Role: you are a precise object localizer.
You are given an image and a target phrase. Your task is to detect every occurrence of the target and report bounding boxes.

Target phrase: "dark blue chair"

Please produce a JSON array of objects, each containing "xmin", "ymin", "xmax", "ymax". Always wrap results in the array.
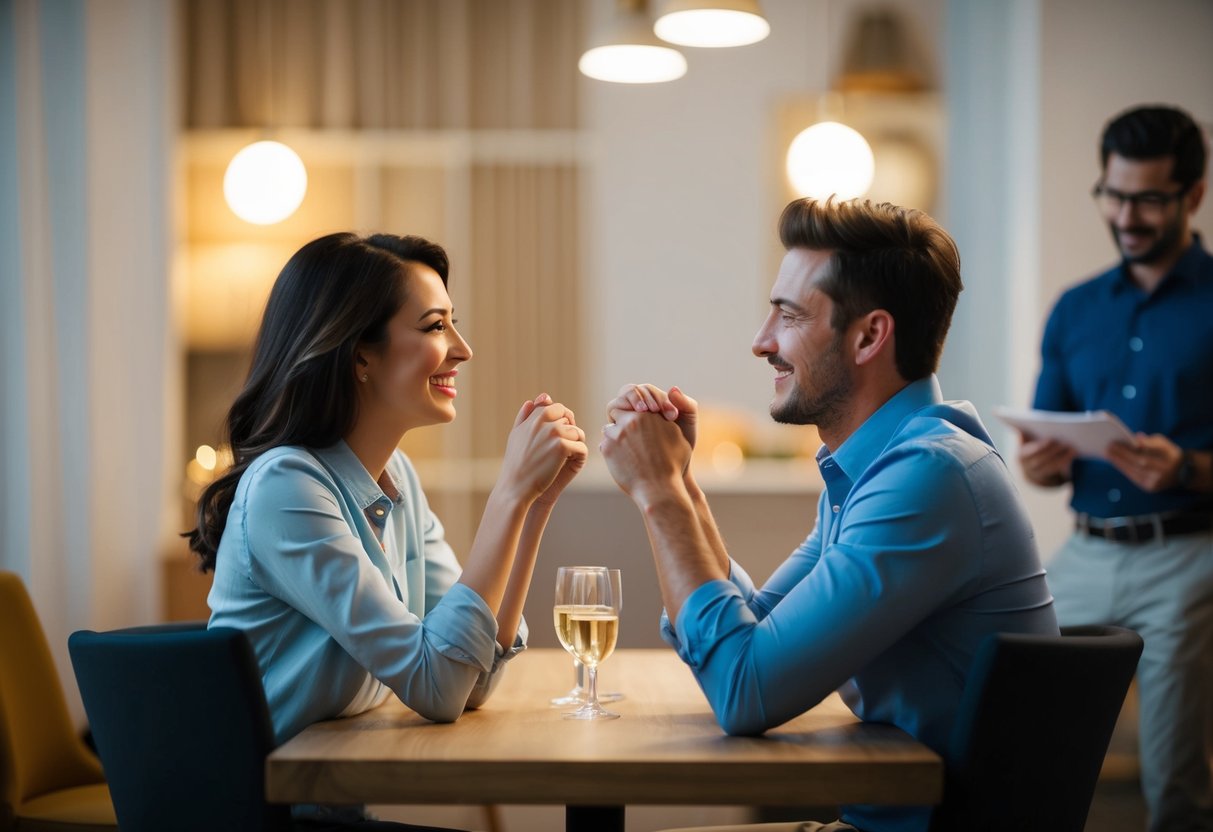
[
  {"xmin": 929, "ymin": 624, "xmax": 1144, "ymax": 832},
  {"xmin": 68, "ymin": 623, "xmax": 292, "ymax": 832},
  {"xmin": 69, "ymin": 624, "xmax": 465, "ymax": 832}
]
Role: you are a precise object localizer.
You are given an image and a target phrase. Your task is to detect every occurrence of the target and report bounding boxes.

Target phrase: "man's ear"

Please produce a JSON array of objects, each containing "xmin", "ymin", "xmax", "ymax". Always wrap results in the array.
[
  {"xmin": 851, "ymin": 309, "xmax": 894, "ymax": 367},
  {"xmin": 1186, "ymin": 179, "xmax": 1206, "ymax": 216}
]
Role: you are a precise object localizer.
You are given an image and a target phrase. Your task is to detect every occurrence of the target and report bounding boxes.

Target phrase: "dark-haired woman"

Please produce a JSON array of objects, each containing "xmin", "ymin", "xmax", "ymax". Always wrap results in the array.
[{"xmin": 189, "ymin": 232, "xmax": 587, "ymax": 752}]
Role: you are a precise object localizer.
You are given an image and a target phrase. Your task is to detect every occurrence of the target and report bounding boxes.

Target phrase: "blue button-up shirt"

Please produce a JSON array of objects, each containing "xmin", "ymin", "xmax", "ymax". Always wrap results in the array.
[
  {"xmin": 662, "ymin": 377, "xmax": 1057, "ymax": 832},
  {"xmin": 1033, "ymin": 236, "xmax": 1213, "ymax": 517},
  {"xmin": 208, "ymin": 441, "xmax": 524, "ymax": 745}
]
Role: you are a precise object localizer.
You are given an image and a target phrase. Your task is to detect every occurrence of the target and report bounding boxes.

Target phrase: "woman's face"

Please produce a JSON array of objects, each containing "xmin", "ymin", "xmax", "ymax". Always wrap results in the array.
[{"xmin": 358, "ymin": 264, "xmax": 472, "ymax": 432}]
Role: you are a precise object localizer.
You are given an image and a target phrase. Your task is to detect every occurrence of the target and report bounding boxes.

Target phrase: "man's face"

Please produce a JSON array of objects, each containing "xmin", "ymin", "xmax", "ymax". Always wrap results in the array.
[
  {"xmin": 1098, "ymin": 153, "xmax": 1190, "ymax": 264},
  {"xmin": 751, "ymin": 248, "xmax": 853, "ymax": 428}
]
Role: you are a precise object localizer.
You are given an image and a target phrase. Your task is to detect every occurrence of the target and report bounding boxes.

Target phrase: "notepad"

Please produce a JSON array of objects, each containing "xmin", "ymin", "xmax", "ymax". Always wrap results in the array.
[{"xmin": 992, "ymin": 407, "xmax": 1136, "ymax": 460}]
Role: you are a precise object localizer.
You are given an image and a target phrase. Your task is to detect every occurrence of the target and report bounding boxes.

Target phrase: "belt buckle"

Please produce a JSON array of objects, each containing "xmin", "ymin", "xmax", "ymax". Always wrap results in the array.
[{"xmin": 1110, "ymin": 515, "xmax": 1139, "ymax": 543}]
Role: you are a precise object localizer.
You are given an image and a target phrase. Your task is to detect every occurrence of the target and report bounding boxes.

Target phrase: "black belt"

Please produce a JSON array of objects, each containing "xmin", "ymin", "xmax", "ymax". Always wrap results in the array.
[{"xmin": 1076, "ymin": 509, "xmax": 1213, "ymax": 544}]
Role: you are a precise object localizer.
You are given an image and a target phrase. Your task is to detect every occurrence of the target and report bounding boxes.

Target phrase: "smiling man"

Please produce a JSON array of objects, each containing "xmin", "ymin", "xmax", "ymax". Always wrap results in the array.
[
  {"xmin": 600, "ymin": 198, "xmax": 1058, "ymax": 832},
  {"xmin": 1019, "ymin": 104, "xmax": 1213, "ymax": 832}
]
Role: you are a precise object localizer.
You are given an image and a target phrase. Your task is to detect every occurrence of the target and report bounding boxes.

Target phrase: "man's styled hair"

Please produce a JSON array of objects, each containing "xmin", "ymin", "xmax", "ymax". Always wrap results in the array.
[
  {"xmin": 1101, "ymin": 105, "xmax": 1208, "ymax": 190},
  {"xmin": 778, "ymin": 198, "xmax": 963, "ymax": 381}
]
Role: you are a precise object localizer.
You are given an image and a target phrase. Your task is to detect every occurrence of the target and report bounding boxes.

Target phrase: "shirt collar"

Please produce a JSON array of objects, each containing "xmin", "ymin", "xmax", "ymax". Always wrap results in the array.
[
  {"xmin": 312, "ymin": 440, "xmax": 397, "ymax": 512},
  {"xmin": 1112, "ymin": 232, "xmax": 1209, "ymax": 295},
  {"xmin": 823, "ymin": 375, "xmax": 944, "ymax": 485}
]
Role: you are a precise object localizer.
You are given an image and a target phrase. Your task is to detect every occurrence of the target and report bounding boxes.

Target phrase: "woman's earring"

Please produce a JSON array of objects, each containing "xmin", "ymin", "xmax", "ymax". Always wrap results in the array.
[{"xmin": 360, "ymin": 374, "xmax": 368, "ymax": 382}]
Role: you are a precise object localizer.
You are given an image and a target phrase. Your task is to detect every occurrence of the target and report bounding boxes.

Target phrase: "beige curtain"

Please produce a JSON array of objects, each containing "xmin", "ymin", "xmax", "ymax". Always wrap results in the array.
[{"xmin": 184, "ymin": 0, "xmax": 582, "ymax": 130}]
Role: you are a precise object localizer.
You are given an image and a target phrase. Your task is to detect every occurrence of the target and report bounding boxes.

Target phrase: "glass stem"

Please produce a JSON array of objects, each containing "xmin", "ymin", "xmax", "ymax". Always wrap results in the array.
[
  {"xmin": 586, "ymin": 664, "xmax": 599, "ymax": 706},
  {"xmin": 575, "ymin": 659, "xmax": 587, "ymax": 692}
]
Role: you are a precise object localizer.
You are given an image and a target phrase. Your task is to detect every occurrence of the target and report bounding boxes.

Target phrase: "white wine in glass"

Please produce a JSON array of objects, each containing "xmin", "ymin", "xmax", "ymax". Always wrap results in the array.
[
  {"xmin": 550, "ymin": 568, "xmax": 623, "ymax": 706},
  {"xmin": 553, "ymin": 566, "xmax": 621, "ymax": 720}
]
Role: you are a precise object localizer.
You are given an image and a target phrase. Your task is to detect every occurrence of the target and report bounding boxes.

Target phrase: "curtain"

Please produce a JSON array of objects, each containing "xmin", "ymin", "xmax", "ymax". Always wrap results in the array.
[
  {"xmin": 184, "ymin": 0, "xmax": 582, "ymax": 130},
  {"xmin": 0, "ymin": 0, "xmax": 179, "ymax": 717}
]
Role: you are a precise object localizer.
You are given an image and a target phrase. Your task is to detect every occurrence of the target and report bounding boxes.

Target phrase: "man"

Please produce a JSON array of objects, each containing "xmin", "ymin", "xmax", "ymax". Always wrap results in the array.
[
  {"xmin": 600, "ymin": 198, "xmax": 1058, "ymax": 832},
  {"xmin": 1019, "ymin": 104, "xmax": 1213, "ymax": 832}
]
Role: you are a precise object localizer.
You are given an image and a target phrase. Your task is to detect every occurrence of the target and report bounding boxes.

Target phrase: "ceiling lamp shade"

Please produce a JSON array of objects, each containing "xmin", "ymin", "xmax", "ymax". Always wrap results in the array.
[
  {"xmin": 837, "ymin": 9, "xmax": 926, "ymax": 92},
  {"xmin": 786, "ymin": 121, "xmax": 874, "ymax": 201},
  {"xmin": 653, "ymin": 0, "xmax": 770, "ymax": 48},
  {"xmin": 223, "ymin": 140, "xmax": 308, "ymax": 225},
  {"xmin": 580, "ymin": 1, "xmax": 687, "ymax": 84}
]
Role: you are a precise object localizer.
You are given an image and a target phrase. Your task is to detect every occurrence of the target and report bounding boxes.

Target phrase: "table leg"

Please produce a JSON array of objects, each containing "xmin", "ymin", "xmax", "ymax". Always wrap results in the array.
[{"xmin": 565, "ymin": 804, "xmax": 624, "ymax": 832}]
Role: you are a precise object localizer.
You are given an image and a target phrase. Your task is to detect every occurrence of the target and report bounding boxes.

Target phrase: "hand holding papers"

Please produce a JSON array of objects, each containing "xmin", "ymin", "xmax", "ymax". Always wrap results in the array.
[{"xmin": 993, "ymin": 407, "xmax": 1136, "ymax": 460}]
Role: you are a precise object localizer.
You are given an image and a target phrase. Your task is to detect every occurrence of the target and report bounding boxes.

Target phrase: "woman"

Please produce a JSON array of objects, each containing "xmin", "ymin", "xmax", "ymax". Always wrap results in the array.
[{"xmin": 188, "ymin": 232, "xmax": 587, "ymax": 747}]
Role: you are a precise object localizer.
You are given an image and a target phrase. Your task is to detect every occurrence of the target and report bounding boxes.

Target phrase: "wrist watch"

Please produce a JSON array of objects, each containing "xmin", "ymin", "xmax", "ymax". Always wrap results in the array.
[{"xmin": 1177, "ymin": 450, "xmax": 1196, "ymax": 489}]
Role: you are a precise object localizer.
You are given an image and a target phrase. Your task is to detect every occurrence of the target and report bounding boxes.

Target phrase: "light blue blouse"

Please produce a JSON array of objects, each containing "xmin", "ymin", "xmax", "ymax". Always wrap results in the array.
[
  {"xmin": 208, "ymin": 440, "xmax": 524, "ymax": 745},
  {"xmin": 662, "ymin": 376, "xmax": 1058, "ymax": 832}
]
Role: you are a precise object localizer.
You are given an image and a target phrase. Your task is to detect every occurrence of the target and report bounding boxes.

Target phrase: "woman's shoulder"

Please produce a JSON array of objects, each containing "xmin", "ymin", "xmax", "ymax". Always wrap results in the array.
[{"xmin": 237, "ymin": 446, "xmax": 334, "ymax": 503}]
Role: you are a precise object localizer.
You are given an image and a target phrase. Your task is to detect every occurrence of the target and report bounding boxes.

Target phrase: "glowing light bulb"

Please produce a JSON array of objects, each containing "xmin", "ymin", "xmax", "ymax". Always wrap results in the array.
[
  {"xmin": 578, "ymin": 44, "xmax": 687, "ymax": 84},
  {"xmin": 654, "ymin": 9, "xmax": 770, "ymax": 48},
  {"xmin": 223, "ymin": 140, "xmax": 307, "ymax": 225},
  {"xmin": 785, "ymin": 122, "xmax": 875, "ymax": 201}
]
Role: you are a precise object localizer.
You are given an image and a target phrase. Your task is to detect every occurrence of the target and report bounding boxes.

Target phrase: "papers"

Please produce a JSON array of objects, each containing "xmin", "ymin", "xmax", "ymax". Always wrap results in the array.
[{"xmin": 993, "ymin": 407, "xmax": 1136, "ymax": 460}]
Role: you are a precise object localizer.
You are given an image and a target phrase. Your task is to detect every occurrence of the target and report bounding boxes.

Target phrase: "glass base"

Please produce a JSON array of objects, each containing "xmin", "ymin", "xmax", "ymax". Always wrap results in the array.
[
  {"xmin": 563, "ymin": 701, "xmax": 621, "ymax": 720},
  {"xmin": 551, "ymin": 688, "xmax": 624, "ymax": 706}
]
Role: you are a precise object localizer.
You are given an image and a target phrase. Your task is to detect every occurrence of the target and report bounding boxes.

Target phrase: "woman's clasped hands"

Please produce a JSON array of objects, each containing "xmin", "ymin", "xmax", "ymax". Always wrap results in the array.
[{"xmin": 500, "ymin": 393, "xmax": 588, "ymax": 507}]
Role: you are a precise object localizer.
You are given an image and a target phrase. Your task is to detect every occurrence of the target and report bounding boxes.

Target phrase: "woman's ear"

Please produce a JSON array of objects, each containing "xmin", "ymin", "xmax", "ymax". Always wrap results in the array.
[{"xmin": 355, "ymin": 352, "xmax": 370, "ymax": 382}]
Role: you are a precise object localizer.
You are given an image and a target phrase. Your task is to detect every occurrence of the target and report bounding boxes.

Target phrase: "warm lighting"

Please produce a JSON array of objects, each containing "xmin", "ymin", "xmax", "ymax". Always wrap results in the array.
[
  {"xmin": 579, "ymin": 44, "xmax": 687, "ymax": 84},
  {"xmin": 786, "ymin": 121, "xmax": 875, "ymax": 200},
  {"xmin": 580, "ymin": 0, "xmax": 687, "ymax": 84},
  {"xmin": 654, "ymin": 1, "xmax": 770, "ymax": 48},
  {"xmin": 195, "ymin": 444, "xmax": 218, "ymax": 471},
  {"xmin": 711, "ymin": 441, "xmax": 745, "ymax": 476},
  {"xmin": 223, "ymin": 140, "xmax": 308, "ymax": 225}
]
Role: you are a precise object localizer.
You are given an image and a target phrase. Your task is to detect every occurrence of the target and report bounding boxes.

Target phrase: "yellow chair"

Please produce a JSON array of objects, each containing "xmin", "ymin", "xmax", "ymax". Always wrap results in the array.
[{"xmin": 0, "ymin": 572, "xmax": 116, "ymax": 832}]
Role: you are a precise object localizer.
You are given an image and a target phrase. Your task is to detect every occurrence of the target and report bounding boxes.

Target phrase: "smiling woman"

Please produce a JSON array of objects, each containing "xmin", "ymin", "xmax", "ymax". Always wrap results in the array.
[{"xmin": 183, "ymin": 234, "xmax": 588, "ymax": 776}]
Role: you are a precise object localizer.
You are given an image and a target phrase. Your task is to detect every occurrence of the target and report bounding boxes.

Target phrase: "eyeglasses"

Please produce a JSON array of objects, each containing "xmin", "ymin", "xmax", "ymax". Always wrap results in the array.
[{"xmin": 1091, "ymin": 182, "xmax": 1190, "ymax": 217}]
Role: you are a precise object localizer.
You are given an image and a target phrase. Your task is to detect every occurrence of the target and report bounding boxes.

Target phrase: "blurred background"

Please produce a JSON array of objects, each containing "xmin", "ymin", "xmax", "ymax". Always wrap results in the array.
[{"xmin": 2, "ymin": 0, "xmax": 1211, "ymax": 828}]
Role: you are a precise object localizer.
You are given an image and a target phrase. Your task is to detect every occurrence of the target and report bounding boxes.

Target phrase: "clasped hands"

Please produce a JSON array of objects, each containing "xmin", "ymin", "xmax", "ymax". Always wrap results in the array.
[{"xmin": 599, "ymin": 383, "xmax": 699, "ymax": 504}]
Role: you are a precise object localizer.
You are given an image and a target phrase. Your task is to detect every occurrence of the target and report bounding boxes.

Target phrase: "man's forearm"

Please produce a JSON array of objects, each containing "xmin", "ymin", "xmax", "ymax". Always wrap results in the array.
[
  {"xmin": 633, "ymin": 480, "xmax": 729, "ymax": 624},
  {"xmin": 684, "ymin": 471, "xmax": 732, "ymax": 573}
]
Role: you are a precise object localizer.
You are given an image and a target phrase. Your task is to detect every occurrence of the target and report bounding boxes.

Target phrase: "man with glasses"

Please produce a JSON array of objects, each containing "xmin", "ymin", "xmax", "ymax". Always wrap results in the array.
[{"xmin": 1020, "ymin": 104, "xmax": 1213, "ymax": 831}]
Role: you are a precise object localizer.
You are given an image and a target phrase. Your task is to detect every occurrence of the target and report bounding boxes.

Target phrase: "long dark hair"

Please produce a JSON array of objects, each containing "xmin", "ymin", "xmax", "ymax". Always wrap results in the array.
[{"xmin": 186, "ymin": 232, "xmax": 450, "ymax": 571}]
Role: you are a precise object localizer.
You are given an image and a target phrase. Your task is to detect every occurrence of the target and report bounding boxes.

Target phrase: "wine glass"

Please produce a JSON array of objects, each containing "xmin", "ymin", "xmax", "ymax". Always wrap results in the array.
[
  {"xmin": 550, "ymin": 568, "xmax": 623, "ymax": 706},
  {"xmin": 553, "ymin": 566, "xmax": 621, "ymax": 720}
]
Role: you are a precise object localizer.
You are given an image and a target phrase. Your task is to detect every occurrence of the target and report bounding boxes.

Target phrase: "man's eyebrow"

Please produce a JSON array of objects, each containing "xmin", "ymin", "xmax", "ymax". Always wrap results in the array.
[
  {"xmin": 417, "ymin": 306, "xmax": 453, "ymax": 322},
  {"xmin": 770, "ymin": 297, "xmax": 805, "ymax": 313}
]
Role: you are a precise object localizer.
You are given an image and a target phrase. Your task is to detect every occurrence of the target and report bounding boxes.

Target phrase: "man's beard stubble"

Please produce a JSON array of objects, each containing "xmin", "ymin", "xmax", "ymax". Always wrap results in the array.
[{"xmin": 769, "ymin": 333, "xmax": 853, "ymax": 432}]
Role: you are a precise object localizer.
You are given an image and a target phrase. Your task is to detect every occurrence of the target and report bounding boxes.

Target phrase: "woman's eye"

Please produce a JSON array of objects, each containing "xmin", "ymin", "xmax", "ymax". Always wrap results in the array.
[{"xmin": 425, "ymin": 321, "xmax": 446, "ymax": 332}]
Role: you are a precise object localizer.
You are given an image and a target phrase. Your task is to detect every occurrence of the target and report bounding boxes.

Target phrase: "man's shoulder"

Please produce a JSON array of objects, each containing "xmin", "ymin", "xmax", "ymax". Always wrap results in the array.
[{"xmin": 877, "ymin": 407, "xmax": 999, "ymax": 486}]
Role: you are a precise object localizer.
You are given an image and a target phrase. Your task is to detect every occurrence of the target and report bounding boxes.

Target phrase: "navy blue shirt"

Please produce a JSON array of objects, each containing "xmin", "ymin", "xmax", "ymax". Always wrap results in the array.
[{"xmin": 1033, "ymin": 236, "xmax": 1213, "ymax": 517}]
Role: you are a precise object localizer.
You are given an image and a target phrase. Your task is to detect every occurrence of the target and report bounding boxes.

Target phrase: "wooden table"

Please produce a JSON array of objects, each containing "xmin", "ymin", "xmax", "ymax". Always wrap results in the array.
[{"xmin": 266, "ymin": 649, "xmax": 942, "ymax": 831}]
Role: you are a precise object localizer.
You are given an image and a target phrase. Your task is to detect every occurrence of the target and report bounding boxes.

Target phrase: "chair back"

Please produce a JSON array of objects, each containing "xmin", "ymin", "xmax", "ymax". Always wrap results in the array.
[
  {"xmin": 0, "ymin": 572, "xmax": 107, "ymax": 828},
  {"xmin": 930, "ymin": 624, "xmax": 1143, "ymax": 832},
  {"xmin": 68, "ymin": 623, "xmax": 292, "ymax": 832}
]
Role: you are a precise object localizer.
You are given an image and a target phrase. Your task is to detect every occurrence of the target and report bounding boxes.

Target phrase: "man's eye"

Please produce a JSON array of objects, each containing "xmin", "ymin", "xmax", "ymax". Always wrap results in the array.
[{"xmin": 1138, "ymin": 195, "xmax": 1166, "ymax": 208}]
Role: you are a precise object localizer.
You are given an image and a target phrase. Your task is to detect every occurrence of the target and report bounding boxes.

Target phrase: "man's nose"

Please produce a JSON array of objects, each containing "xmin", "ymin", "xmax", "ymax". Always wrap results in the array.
[{"xmin": 752, "ymin": 320, "xmax": 775, "ymax": 357}]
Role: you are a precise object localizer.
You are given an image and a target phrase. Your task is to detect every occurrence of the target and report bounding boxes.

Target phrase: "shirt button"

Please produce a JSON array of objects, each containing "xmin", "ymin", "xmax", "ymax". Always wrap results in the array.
[
  {"xmin": 1122, "ymin": 385, "xmax": 1136, "ymax": 399},
  {"xmin": 1129, "ymin": 336, "xmax": 1143, "ymax": 352},
  {"xmin": 374, "ymin": 507, "xmax": 385, "ymax": 517},
  {"xmin": 832, "ymin": 505, "xmax": 840, "ymax": 513},
  {"xmin": 1108, "ymin": 489, "xmax": 1121, "ymax": 502}
]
